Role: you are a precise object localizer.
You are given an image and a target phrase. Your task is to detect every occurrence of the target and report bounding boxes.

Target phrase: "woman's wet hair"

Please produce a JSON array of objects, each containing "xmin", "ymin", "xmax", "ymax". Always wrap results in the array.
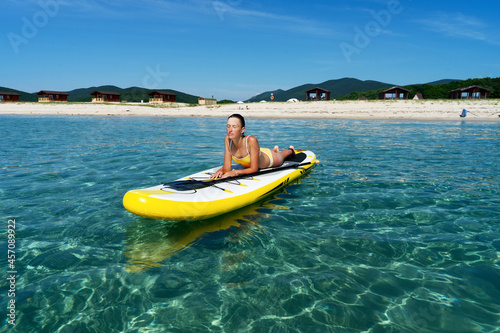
[{"xmin": 228, "ymin": 114, "xmax": 245, "ymax": 128}]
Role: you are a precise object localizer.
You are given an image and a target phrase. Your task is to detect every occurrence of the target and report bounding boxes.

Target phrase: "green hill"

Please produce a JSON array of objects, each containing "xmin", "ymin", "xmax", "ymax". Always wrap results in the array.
[
  {"xmin": 66, "ymin": 85, "xmax": 122, "ymax": 102},
  {"xmin": 425, "ymin": 79, "xmax": 460, "ymax": 85},
  {"xmin": 118, "ymin": 87, "xmax": 200, "ymax": 104},
  {"xmin": 0, "ymin": 87, "xmax": 37, "ymax": 102},
  {"xmin": 338, "ymin": 77, "xmax": 500, "ymax": 100},
  {"xmin": 66, "ymin": 85, "xmax": 199, "ymax": 104},
  {"xmin": 0, "ymin": 85, "xmax": 200, "ymax": 104},
  {"xmin": 245, "ymin": 78, "xmax": 470, "ymax": 102},
  {"xmin": 3, "ymin": 77, "xmax": 499, "ymax": 104},
  {"xmin": 246, "ymin": 78, "xmax": 393, "ymax": 102}
]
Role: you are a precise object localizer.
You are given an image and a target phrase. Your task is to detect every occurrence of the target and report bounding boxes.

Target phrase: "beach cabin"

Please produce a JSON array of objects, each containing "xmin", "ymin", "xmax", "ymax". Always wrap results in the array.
[
  {"xmin": 90, "ymin": 91, "xmax": 121, "ymax": 103},
  {"xmin": 36, "ymin": 90, "xmax": 68, "ymax": 102},
  {"xmin": 0, "ymin": 92, "xmax": 20, "ymax": 102},
  {"xmin": 379, "ymin": 86, "xmax": 410, "ymax": 100},
  {"xmin": 198, "ymin": 97, "xmax": 216, "ymax": 105},
  {"xmin": 148, "ymin": 91, "xmax": 176, "ymax": 103},
  {"xmin": 306, "ymin": 87, "xmax": 330, "ymax": 101},
  {"xmin": 449, "ymin": 85, "xmax": 489, "ymax": 99}
]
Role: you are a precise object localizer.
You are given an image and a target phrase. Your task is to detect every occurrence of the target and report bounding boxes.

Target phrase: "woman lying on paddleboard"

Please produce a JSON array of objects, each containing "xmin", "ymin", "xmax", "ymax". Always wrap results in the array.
[{"xmin": 210, "ymin": 114, "xmax": 295, "ymax": 179}]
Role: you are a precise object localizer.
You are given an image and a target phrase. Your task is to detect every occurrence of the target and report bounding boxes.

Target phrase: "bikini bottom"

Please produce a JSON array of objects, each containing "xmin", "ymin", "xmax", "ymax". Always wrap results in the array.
[{"xmin": 260, "ymin": 148, "xmax": 274, "ymax": 168}]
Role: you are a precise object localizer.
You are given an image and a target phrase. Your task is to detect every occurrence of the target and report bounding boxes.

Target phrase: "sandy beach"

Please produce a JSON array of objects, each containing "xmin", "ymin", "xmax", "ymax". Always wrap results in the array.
[{"xmin": 1, "ymin": 100, "xmax": 499, "ymax": 121}]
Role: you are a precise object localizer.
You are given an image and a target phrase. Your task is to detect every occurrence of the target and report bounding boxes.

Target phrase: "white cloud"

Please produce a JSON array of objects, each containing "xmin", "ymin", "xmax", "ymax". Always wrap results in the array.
[
  {"xmin": 32, "ymin": 0, "xmax": 338, "ymax": 37},
  {"xmin": 416, "ymin": 12, "xmax": 491, "ymax": 43},
  {"xmin": 208, "ymin": 1, "xmax": 340, "ymax": 38}
]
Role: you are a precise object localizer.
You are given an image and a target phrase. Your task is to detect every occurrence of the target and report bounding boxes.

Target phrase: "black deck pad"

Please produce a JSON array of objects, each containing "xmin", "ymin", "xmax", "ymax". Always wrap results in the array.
[{"xmin": 163, "ymin": 152, "xmax": 309, "ymax": 191}]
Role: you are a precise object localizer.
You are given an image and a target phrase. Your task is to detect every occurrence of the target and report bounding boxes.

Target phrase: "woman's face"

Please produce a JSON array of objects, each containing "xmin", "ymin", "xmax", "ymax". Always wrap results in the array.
[{"xmin": 227, "ymin": 117, "xmax": 244, "ymax": 139}]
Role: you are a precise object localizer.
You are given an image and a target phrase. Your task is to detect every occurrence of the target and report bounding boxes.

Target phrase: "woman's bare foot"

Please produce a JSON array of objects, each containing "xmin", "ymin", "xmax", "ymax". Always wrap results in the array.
[{"xmin": 273, "ymin": 145, "xmax": 280, "ymax": 153}]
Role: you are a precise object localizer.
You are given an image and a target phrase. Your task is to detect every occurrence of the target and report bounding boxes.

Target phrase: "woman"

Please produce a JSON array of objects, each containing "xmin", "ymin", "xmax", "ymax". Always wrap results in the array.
[{"xmin": 210, "ymin": 114, "xmax": 294, "ymax": 179}]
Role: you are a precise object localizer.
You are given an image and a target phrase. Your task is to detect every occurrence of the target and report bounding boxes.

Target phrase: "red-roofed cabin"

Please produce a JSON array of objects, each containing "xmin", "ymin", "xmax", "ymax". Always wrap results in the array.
[
  {"xmin": 449, "ymin": 85, "xmax": 490, "ymax": 99},
  {"xmin": 148, "ymin": 91, "xmax": 176, "ymax": 103},
  {"xmin": 0, "ymin": 92, "xmax": 20, "ymax": 102},
  {"xmin": 306, "ymin": 87, "xmax": 330, "ymax": 101},
  {"xmin": 37, "ymin": 90, "xmax": 68, "ymax": 102},
  {"xmin": 90, "ymin": 91, "xmax": 121, "ymax": 103},
  {"xmin": 379, "ymin": 86, "xmax": 410, "ymax": 100}
]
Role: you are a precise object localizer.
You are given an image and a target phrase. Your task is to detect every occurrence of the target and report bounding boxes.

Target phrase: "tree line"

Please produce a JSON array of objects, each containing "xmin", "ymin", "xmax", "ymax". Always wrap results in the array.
[{"xmin": 337, "ymin": 77, "xmax": 500, "ymax": 100}]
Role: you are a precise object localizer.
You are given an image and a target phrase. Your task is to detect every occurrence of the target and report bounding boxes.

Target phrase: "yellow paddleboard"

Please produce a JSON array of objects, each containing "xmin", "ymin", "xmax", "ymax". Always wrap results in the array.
[{"xmin": 123, "ymin": 150, "xmax": 317, "ymax": 220}]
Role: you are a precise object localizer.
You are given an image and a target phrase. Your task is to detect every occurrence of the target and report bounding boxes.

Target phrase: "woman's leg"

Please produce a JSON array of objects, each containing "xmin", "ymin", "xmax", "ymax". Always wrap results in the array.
[{"xmin": 270, "ymin": 146, "xmax": 294, "ymax": 167}]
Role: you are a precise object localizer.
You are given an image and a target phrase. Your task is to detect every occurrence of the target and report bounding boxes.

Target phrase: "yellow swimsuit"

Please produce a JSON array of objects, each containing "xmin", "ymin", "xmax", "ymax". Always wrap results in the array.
[{"xmin": 230, "ymin": 136, "xmax": 273, "ymax": 168}]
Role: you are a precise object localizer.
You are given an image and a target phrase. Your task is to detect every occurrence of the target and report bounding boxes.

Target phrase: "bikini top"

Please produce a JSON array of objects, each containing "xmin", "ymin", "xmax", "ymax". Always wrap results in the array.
[{"xmin": 230, "ymin": 136, "xmax": 260, "ymax": 168}]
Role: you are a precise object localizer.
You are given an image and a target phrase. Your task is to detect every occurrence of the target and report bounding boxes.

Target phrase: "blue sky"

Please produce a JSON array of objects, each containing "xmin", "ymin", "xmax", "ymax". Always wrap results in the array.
[{"xmin": 2, "ymin": 0, "xmax": 500, "ymax": 100}]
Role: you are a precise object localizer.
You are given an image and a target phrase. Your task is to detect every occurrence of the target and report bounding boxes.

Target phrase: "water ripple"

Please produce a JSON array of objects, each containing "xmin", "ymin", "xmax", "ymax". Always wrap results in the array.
[{"xmin": 1, "ymin": 116, "xmax": 499, "ymax": 332}]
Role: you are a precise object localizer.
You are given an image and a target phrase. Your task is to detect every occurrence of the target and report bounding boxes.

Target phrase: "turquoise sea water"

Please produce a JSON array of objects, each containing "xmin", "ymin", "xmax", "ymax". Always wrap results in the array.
[{"xmin": 1, "ymin": 115, "xmax": 499, "ymax": 332}]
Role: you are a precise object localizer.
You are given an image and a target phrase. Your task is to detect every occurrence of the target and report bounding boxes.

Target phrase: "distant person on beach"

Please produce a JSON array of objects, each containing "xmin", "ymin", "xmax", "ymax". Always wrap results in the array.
[{"xmin": 210, "ymin": 114, "xmax": 295, "ymax": 179}]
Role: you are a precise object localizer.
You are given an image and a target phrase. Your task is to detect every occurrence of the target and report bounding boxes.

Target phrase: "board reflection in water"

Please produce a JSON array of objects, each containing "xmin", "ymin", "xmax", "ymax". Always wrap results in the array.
[{"xmin": 124, "ymin": 194, "xmax": 291, "ymax": 273}]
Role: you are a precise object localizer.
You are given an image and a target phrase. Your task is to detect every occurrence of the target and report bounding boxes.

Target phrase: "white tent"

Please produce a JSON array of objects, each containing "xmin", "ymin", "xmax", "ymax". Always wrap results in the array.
[
  {"xmin": 259, "ymin": 100, "xmax": 267, "ymax": 103},
  {"xmin": 237, "ymin": 101, "xmax": 244, "ymax": 104},
  {"xmin": 287, "ymin": 98, "xmax": 299, "ymax": 103}
]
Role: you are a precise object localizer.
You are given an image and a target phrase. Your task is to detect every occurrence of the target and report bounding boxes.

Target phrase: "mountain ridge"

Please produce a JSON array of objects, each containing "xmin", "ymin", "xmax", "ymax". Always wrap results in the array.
[
  {"xmin": 0, "ymin": 85, "xmax": 201, "ymax": 104},
  {"xmin": 4, "ymin": 77, "xmax": 495, "ymax": 103},
  {"xmin": 245, "ymin": 77, "xmax": 461, "ymax": 102}
]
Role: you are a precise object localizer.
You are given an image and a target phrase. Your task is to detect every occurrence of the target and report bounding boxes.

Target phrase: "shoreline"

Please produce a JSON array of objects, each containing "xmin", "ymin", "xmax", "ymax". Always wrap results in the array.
[{"xmin": 1, "ymin": 100, "xmax": 499, "ymax": 121}]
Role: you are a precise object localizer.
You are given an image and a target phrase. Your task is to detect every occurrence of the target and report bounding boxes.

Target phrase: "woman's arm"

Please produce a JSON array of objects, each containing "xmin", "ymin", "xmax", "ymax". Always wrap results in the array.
[
  {"xmin": 221, "ymin": 136, "xmax": 260, "ymax": 178},
  {"xmin": 210, "ymin": 135, "xmax": 233, "ymax": 179}
]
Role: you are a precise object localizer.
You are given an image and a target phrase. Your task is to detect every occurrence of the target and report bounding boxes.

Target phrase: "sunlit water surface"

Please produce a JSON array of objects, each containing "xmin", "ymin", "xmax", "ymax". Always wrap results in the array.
[{"xmin": 1, "ymin": 116, "xmax": 499, "ymax": 332}]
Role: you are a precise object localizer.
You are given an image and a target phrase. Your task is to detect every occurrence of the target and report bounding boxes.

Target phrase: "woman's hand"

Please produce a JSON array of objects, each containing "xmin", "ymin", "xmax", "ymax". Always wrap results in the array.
[
  {"xmin": 221, "ymin": 170, "xmax": 240, "ymax": 179},
  {"xmin": 210, "ymin": 169, "xmax": 225, "ymax": 179}
]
